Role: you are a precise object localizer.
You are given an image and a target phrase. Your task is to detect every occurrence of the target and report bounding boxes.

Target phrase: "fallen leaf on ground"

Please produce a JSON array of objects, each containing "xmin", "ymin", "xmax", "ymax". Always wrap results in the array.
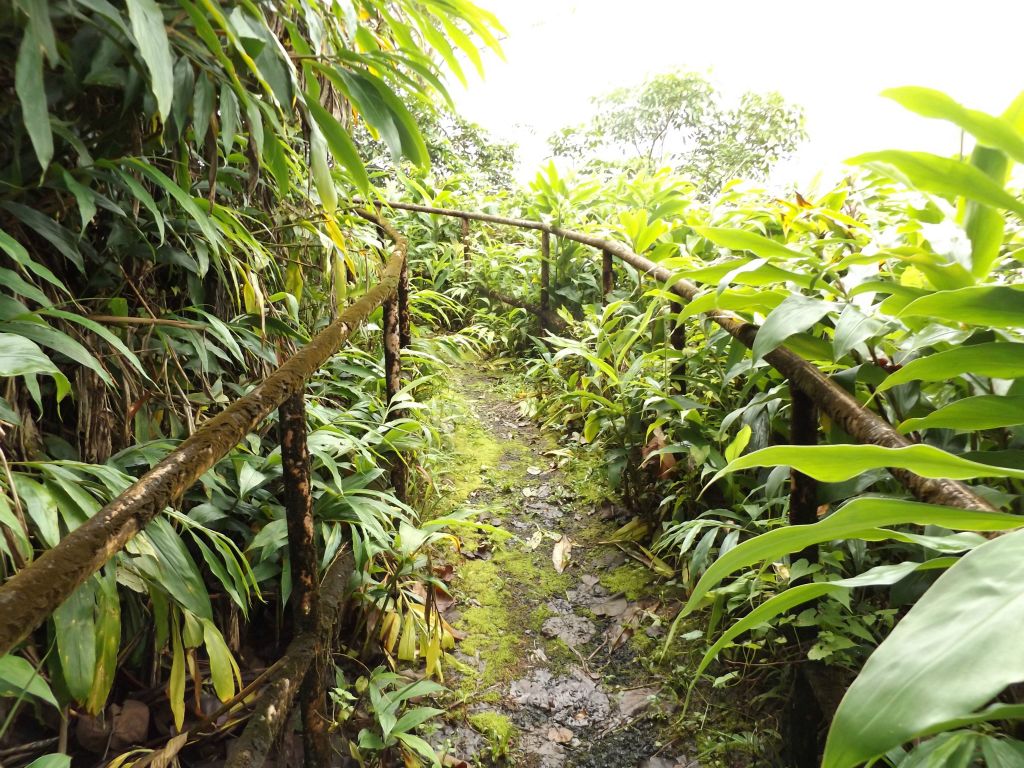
[
  {"xmin": 606, "ymin": 622, "xmax": 633, "ymax": 652},
  {"xmin": 617, "ymin": 686, "xmax": 661, "ymax": 718},
  {"xmin": 525, "ymin": 530, "xmax": 544, "ymax": 550},
  {"xmin": 591, "ymin": 597, "xmax": 629, "ymax": 618},
  {"xmin": 134, "ymin": 731, "xmax": 189, "ymax": 768},
  {"xmin": 552, "ymin": 535, "xmax": 573, "ymax": 573},
  {"xmin": 547, "ymin": 726, "xmax": 574, "ymax": 744}
]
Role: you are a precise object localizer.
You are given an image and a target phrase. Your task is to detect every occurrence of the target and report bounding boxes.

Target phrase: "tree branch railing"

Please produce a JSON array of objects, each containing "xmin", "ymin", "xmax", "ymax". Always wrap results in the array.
[
  {"xmin": 375, "ymin": 199, "xmax": 993, "ymax": 513},
  {"xmin": 0, "ymin": 209, "xmax": 407, "ymax": 659}
]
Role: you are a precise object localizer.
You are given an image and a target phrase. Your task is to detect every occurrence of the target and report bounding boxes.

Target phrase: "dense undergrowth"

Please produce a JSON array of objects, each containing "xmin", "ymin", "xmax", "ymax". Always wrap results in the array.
[
  {"xmin": 2, "ymin": 0, "xmax": 1024, "ymax": 766},
  {"xmin": 385, "ymin": 88, "xmax": 1024, "ymax": 766}
]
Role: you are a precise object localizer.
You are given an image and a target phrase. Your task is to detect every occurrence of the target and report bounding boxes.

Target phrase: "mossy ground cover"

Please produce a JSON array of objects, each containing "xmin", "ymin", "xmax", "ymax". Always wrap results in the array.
[{"xmin": 423, "ymin": 357, "xmax": 776, "ymax": 766}]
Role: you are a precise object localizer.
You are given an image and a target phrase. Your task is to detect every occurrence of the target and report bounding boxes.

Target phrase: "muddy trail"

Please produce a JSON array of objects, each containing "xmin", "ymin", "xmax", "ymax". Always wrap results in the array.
[{"xmin": 422, "ymin": 359, "xmax": 703, "ymax": 768}]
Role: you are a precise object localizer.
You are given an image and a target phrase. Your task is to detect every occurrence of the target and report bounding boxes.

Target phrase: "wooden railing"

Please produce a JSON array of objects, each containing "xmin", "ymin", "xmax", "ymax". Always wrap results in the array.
[
  {"xmin": 0, "ymin": 209, "xmax": 409, "ymax": 767},
  {"xmin": 0, "ymin": 199, "xmax": 999, "ymax": 767},
  {"xmin": 376, "ymin": 199, "xmax": 993, "ymax": 513}
]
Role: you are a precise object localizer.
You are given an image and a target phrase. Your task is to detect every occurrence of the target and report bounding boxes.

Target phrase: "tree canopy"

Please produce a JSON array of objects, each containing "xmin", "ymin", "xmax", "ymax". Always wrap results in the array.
[{"xmin": 548, "ymin": 70, "xmax": 806, "ymax": 194}]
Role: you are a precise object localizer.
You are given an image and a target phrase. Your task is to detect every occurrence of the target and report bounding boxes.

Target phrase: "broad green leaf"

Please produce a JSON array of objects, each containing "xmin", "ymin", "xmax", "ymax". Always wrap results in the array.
[
  {"xmin": 964, "ymin": 92, "xmax": 1024, "ymax": 279},
  {"xmin": 0, "ymin": 494, "xmax": 30, "ymax": 560},
  {"xmin": 16, "ymin": 35, "xmax": 52, "ymax": 172},
  {"xmin": 4, "ymin": 321, "xmax": 112, "ymax": 385},
  {"xmin": 684, "ymin": 258, "xmax": 814, "ymax": 289},
  {"xmin": 61, "ymin": 170, "xmax": 97, "ymax": 231},
  {"xmin": 13, "ymin": 476, "xmax": 58, "ymax": 548},
  {"xmin": 305, "ymin": 95, "xmax": 370, "ymax": 194},
  {"xmin": 709, "ymin": 443, "xmax": 1024, "ymax": 485},
  {"xmin": 200, "ymin": 619, "xmax": 239, "ymax": 702},
  {"xmin": 680, "ymin": 288, "xmax": 787, "ymax": 319},
  {"xmin": 832, "ymin": 304, "xmax": 890, "ymax": 360},
  {"xmin": 20, "ymin": 0, "xmax": 58, "ymax": 63},
  {"xmin": 752, "ymin": 294, "xmax": 833, "ymax": 360},
  {"xmin": 964, "ymin": 145, "xmax": 1011, "ymax": 280},
  {"xmin": 262, "ymin": 129, "xmax": 290, "ymax": 197},
  {"xmin": 877, "ymin": 342, "xmax": 1024, "ymax": 391},
  {"xmin": 679, "ymin": 497, "xmax": 1024, "ymax": 617},
  {"xmin": 308, "ymin": 123, "xmax": 337, "ymax": 213},
  {"xmin": 0, "ymin": 228, "xmax": 66, "ymax": 292},
  {"xmin": 900, "ymin": 395, "xmax": 1024, "ymax": 433},
  {"xmin": 168, "ymin": 613, "xmax": 185, "ymax": 731},
  {"xmin": 22, "ymin": 755, "xmax": 70, "ymax": 768},
  {"xmin": 0, "ymin": 653, "xmax": 58, "ymax": 707},
  {"xmin": 135, "ymin": 518, "xmax": 213, "ymax": 619},
  {"xmin": 695, "ymin": 227, "xmax": 806, "ymax": 261},
  {"xmin": 38, "ymin": 309, "xmax": 149, "ymax": 379},
  {"xmin": 899, "ymin": 286, "xmax": 1024, "ymax": 328},
  {"xmin": 86, "ymin": 567, "xmax": 120, "ymax": 714},
  {"xmin": 126, "ymin": 158, "xmax": 222, "ymax": 254},
  {"xmin": 2, "ymin": 201, "xmax": 83, "ymax": 271},
  {"xmin": 395, "ymin": 732, "xmax": 440, "ymax": 765},
  {"xmin": 0, "ymin": 334, "xmax": 70, "ymax": 402},
  {"xmin": 694, "ymin": 559, "xmax": 953, "ymax": 679},
  {"xmin": 882, "ymin": 87, "xmax": 1024, "ymax": 162},
  {"xmin": 53, "ymin": 577, "xmax": 98, "ymax": 703},
  {"xmin": 723, "ymin": 425, "xmax": 751, "ymax": 462},
  {"xmin": 126, "ymin": 0, "xmax": 175, "ymax": 120},
  {"xmin": 848, "ymin": 150, "xmax": 1024, "ymax": 217},
  {"xmin": 822, "ymin": 529, "xmax": 1024, "ymax": 767},
  {"xmin": 0, "ymin": 267, "xmax": 51, "ymax": 306}
]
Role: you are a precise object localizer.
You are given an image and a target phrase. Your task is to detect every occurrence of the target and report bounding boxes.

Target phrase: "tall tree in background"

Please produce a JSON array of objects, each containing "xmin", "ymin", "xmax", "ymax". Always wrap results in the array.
[
  {"xmin": 548, "ymin": 71, "xmax": 806, "ymax": 195},
  {"xmin": 357, "ymin": 103, "xmax": 518, "ymax": 191}
]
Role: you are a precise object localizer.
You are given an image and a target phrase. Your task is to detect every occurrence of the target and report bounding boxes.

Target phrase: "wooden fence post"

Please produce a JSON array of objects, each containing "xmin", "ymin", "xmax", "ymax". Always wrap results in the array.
[
  {"xmin": 669, "ymin": 301, "xmax": 687, "ymax": 395},
  {"xmin": 383, "ymin": 293, "xmax": 406, "ymax": 501},
  {"xmin": 398, "ymin": 250, "xmax": 411, "ymax": 348},
  {"xmin": 787, "ymin": 382, "xmax": 822, "ymax": 767},
  {"xmin": 789, "ymin": 384, "xmax": 819, "ymax": 554},
  {"xmin": 540, "ymin": 232, "xmax": 550, "ymax": 332},
  {"xmin": 278, "ymin": 393, "xmax": 329, "ymax": 767},
  {"xmin": 461, "ymin": 217, "xmax": 470, "ymax": 264},
  {"xmin": 602, "ymin": 248, "xmax": 614, "ymax": 299}
]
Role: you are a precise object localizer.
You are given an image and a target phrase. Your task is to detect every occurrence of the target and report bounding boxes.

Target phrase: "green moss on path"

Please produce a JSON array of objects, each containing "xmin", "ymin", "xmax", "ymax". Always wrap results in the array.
[{"xmin": 423, "ymin": 358, "xmax": 772, "ymax": 766}]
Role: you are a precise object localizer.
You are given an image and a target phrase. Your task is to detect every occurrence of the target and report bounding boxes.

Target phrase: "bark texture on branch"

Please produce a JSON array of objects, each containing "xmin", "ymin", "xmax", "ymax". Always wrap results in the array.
[
  {"xmin": 602, "ymin": 248, "xmax": 614, "ymax": 298},
  {"xmin": 278, "ymin": 393, "xmax": 329, "ymax": 767},
  {"xmin": 669, "ymin": 301, "xmax": 687, "ymax": 396},
  {"xmin": 789, "ymin": 384, "xmax": 820, "ymax": 564},
  {"xmin": 383, "ymin": 292, "xmax": 406, "ymax": 501},
  {"xmin": 370, "ymin": 199, "xmax": 993, "ymax": 512},
  {"xmin": 0, "ymin": 211, "xmax": 407, "ymax": 657},
  {"xmin": 225, "ymin": 549, "xmax": 354, "ymax": 768}
]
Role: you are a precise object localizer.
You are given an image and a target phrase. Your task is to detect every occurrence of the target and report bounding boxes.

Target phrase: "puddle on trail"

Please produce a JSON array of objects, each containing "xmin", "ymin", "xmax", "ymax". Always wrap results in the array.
[{"xmin": 423, "ymin": 363, "xmax": 701, "ymax": 768}]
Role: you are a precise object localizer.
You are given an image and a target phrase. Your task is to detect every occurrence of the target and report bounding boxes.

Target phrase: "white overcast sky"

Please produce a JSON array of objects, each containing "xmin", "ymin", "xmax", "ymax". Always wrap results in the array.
[{"xmin": 453, "ymin": 0, "xmax": 1024, "ymax": 188}]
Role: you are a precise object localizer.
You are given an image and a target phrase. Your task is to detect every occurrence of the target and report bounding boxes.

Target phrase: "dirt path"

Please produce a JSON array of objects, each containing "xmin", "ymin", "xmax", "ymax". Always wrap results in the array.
[{"xmin": 424, "ymin": 360, "xmax": 700, "ymax": 768}]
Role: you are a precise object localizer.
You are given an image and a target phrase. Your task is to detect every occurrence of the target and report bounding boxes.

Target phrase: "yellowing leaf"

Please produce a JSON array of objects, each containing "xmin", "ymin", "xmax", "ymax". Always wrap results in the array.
[
  {"xmin": 552, "ymin": 535, "xmax": 573, "ymax": 573},
  {"xmin": 398, "ymin": 610, "xmax": 418, "ymax": 662}
]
